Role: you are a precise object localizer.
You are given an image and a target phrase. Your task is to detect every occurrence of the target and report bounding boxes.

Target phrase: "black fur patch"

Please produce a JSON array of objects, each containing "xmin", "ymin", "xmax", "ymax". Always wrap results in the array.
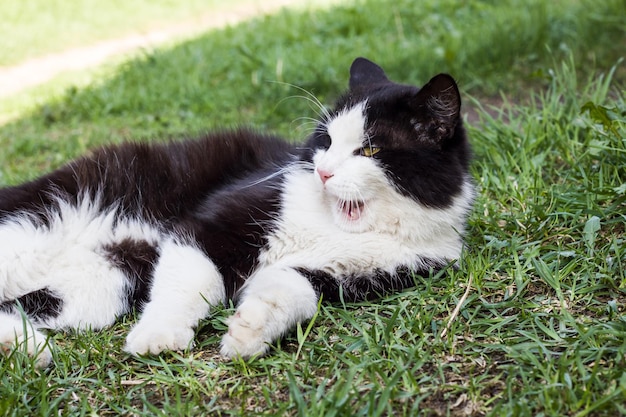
[
  {"xmin": 0, "ymin": 288, "xmax": 63, "ymax": 320},
  {"xmin": 102, "ymin": 238, "xmax": 160, "ymax": 309},
  {"xmin": 187, "ymin": 169, "xmax": 286, "ymax": 300},
  {"xmin": 361, "ymin": 80, "xmax": 470, "ymax": 209},
  {"xmin": 296, "ymin": 265, "xmax": 442, "ymax": 303}
]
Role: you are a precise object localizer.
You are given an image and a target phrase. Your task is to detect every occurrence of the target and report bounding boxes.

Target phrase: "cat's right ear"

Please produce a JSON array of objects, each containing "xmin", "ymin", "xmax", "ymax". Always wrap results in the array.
[
  {"xmin": 349, "ymin": 57, "xmax": 390, "ymax": 90},
  {"xmin": 409, "ymin": 73, "xmax": 462, "ymax": 146}
]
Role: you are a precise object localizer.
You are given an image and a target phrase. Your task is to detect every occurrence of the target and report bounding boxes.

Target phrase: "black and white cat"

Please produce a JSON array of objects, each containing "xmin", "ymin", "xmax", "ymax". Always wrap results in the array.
[{"xmin": 0, "ymin": 58, "xmax": 473, "ymax": 367}]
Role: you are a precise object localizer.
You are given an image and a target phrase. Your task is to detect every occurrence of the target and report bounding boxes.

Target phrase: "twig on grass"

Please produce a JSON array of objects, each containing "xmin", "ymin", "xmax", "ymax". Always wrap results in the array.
[
  {"xmin": 440, "ymin": 273, "xmax": 474, "ymax": 339},
  {"xmin": 121, "ymin": 379, "xmax": 156, "ymax": 386}
]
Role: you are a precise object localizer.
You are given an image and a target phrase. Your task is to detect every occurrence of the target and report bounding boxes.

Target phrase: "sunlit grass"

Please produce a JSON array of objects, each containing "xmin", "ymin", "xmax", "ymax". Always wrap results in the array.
[{"xmin": 0, "ymin": 0, "xmax": 271, "ymax": 66}]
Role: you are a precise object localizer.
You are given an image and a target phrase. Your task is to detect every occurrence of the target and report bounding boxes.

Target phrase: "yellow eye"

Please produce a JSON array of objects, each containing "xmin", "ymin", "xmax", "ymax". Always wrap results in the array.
[{"xmin": 361, "ymin": 146, "xmax": 381, "ymax": 157}]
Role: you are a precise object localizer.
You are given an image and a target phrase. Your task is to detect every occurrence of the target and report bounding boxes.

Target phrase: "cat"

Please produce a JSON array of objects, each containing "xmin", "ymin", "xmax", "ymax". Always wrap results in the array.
[{"xmin": 0, "ymin": 57, "xmax": 474, "ymax": 367}]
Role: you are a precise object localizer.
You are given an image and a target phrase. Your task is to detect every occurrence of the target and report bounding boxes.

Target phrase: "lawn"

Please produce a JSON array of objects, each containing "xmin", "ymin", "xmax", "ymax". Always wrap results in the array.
[
  {"xmin": 0, "ymin": 0, "xmax": 307, "ymax": 66},
  {"xmin": 1, "ymin": 0, "xmax": 625, "ymax": 416}
]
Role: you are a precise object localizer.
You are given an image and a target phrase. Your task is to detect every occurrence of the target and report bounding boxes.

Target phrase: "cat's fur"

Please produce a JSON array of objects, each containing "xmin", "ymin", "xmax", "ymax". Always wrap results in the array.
[{"xmin": 0, "ymin": 58, "xmax": 473, "ymax": 367}]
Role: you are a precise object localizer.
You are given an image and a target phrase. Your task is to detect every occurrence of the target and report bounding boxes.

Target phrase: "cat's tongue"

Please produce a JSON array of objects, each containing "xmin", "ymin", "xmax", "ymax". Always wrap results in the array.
[{"xmin": 340, "ymin": 200, "xmax": 364, "ymax": 221}]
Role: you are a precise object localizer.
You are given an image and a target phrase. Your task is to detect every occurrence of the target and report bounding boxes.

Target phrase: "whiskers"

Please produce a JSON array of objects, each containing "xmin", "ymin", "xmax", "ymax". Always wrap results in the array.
[
  {"xmin": 240, "ymin": 161, "xmax": 314, "ymax": 189},
  {"xmin": 291, "ymin": 116, "xmax": 321, "ymax": 137},
  {"xmin": 270, "ymin": 81, "xmax": 331, "ymax": 135}
]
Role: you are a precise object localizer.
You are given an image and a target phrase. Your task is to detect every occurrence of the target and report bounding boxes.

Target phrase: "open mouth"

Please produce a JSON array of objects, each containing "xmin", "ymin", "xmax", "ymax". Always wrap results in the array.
[{"xmin": 338, "ymin": 199, "xmax": 365, "ymax": 221}]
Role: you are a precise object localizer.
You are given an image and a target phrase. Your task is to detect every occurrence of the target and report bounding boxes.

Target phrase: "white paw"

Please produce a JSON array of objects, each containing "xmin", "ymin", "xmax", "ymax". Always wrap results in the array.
[
  {"xmin": 220, "ymin": 299, "xmax": 270, "ymax": 359},
  {"xmin": 124, "ymin": 321, "xmax": 194, "ymax": 356},
  {"xmin": 0, "ymin": 320, "xmax": 53, "ymax": 368}
]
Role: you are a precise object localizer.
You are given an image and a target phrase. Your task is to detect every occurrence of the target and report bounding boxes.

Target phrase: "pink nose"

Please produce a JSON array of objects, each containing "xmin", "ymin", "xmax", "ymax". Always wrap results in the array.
[{"xmin": 317, "ymin": 168, "xmax": 334, "ymax": 184}]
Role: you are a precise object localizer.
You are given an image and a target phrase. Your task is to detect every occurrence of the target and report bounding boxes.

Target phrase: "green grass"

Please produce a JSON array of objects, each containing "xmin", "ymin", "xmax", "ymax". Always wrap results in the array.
[
  {"xmin": 0, "ymin": 0, "xmax": 270, "ymax": 66},
  {"xmin": 1, "ymin": 0, "xmax": 626, "ymax": 415},
  {"xmin": 0, "ymin": 0, "xmax": 341, "ymax": 123}
]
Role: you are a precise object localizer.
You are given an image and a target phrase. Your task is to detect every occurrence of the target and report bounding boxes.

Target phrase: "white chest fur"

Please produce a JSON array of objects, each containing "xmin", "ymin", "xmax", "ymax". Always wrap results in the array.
[{"xmin": 258, "ymin": 168, "xmax": 474, "ymax": 276}]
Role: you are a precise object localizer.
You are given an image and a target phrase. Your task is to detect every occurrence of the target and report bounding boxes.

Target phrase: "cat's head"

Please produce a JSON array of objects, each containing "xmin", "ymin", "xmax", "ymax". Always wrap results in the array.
[{"xmin": 304, "ymin": 57, "xmax": 472, "ymax": 234}]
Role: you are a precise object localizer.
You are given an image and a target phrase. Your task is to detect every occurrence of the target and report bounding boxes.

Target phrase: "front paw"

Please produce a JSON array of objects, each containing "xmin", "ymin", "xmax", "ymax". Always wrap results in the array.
[
  {"xmin": 125, "ymin": 321, "xmax": 194, "ymax": 356},
  {"xmin": 220, "ymin": 300, "xmax": 270, "ymax": 359},
  {"xmin": 0, "ymin": 322, "xmax": 52, "ymax": 368}
]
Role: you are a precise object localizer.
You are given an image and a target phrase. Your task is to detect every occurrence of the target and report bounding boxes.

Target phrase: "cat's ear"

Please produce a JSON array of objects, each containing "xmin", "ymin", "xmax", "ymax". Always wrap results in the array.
[
  {"xmin": 349, "ymin": 57, "xmax": 390, "ymax": 90},
  {"xmin": 410, "ymin": 73, "xmax": 461, "ymax": 145}
]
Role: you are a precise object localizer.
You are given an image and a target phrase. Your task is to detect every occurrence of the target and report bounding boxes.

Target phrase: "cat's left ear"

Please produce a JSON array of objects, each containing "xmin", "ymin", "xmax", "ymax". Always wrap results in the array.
[
  {"xmin": 349, "ymin": 57, "xmax": 390, "ymax": 91},
  {"xmin": 411, "ymin": 74, "xmax": 461, "ymax": 145}
]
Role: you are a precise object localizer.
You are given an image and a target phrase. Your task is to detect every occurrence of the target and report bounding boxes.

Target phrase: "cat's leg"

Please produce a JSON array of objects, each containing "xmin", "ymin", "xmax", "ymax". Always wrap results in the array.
[
  {"xmin": 124, "ymin": 238, "xmax": 226, "ymax": 355},
  {"xmin": 0, "ymin": 252, "xmax": 131, "ymax": 368},
  {"xmin": 0, "ymin": 243, "xmax": 130, "ymax": 368},
  {"xmin": 0, "ymin": 203, "xmax": 148, "ymax": 367},
  {"xmin": 0, "ymin": 311, "xmax": 52, "ymax": 368},
  {"xmin": 0, "ymin": 215, "xmax": 66, "ymax": 367},
  {"xmin": 220, "ymin": 267, "xmax": 318, "ymax": 359}
]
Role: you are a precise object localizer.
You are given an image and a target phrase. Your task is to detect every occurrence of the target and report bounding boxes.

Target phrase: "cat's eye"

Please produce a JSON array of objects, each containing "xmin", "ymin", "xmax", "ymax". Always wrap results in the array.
[
  {"xmin": 318, "ymin": 133, "xmax": 331, "ymax": 149},
  {"xmin": 360, "ymin": 146, "xmax": 381, "ymax": 157}
]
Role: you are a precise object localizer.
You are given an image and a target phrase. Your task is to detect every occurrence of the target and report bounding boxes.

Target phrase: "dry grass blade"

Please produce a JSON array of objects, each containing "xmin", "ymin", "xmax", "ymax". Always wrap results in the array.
[{"xmin": 440, "ymin": 273, "xmax": 474, "ymax": 339}]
